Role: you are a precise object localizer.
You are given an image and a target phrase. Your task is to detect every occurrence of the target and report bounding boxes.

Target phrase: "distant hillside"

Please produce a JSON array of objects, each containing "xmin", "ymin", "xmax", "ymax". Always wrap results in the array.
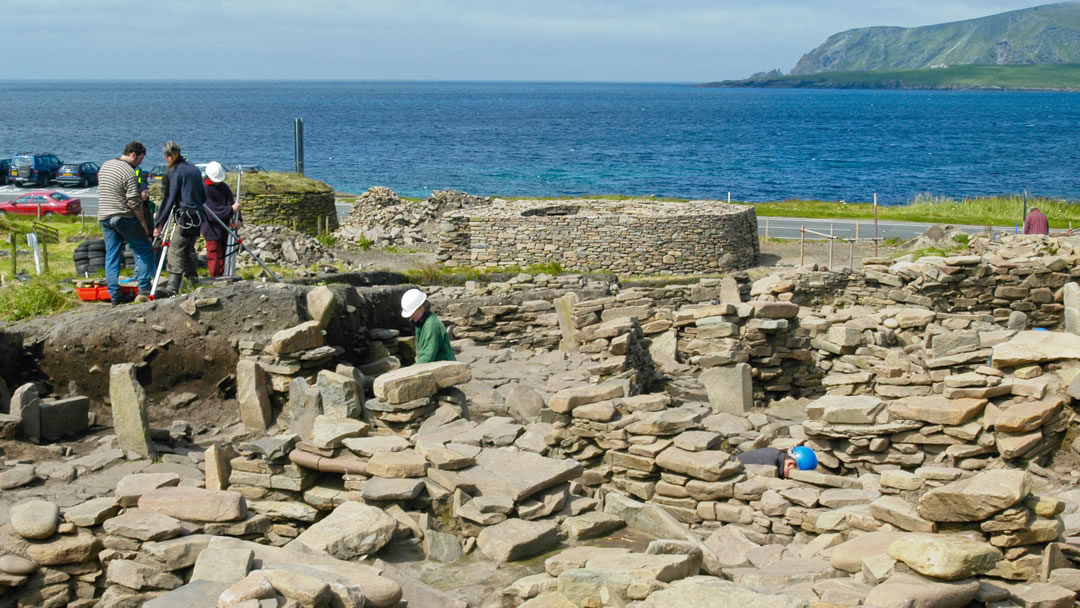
[
  {"xmin": 793, "ymin": 2, "xmax": 1080, "ymax": 75},
  {"xmin": 704, "ymin": 64, "xmax": 1080, "ymax": 92}
]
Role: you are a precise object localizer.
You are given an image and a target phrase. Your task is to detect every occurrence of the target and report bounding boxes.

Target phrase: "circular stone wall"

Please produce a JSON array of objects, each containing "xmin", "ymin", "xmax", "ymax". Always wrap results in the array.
[{"xmin": 438, "ymin": 199, "xmax": 759, "ymax": 274}]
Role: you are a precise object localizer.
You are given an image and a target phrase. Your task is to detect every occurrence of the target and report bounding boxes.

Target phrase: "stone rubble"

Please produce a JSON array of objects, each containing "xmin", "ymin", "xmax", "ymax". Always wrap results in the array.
[
  {"xmin": 5, "ymin": 233, "xmax": 1080, "ymax": 607},
  {"xmin": 335, "ymin": 187, "xmax": 494, "ymax": 249}
]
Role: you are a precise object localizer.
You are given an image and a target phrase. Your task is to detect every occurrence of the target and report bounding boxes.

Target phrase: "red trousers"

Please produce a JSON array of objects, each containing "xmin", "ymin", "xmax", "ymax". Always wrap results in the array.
[{"xmin": 205, "ymin": 239, "xmax": 226, "ymax": 277}]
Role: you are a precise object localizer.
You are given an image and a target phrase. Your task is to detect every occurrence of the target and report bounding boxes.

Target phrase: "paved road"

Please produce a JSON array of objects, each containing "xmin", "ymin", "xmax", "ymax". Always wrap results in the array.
[{"xmin": 1, "ymin": 185, "xmax": 1021, "ymax": 239}]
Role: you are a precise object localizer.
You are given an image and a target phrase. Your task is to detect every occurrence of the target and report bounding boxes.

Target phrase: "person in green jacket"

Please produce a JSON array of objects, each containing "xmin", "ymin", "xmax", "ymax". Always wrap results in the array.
[{"xmin": 401, "ymin": 288, "xmax": 456, "ymax": 364}]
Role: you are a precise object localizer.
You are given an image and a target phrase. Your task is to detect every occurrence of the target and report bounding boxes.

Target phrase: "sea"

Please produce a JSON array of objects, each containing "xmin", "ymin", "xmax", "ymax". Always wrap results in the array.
[{"xmin": 1, "ymin": 80, "xmax": 1079, "ymax": 204}]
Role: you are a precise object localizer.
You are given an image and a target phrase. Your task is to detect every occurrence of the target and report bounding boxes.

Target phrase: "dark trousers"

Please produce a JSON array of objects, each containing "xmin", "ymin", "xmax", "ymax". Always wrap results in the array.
[{"xmin": 167, "ymin": 228, "xmax": 200, "ymax": 279}]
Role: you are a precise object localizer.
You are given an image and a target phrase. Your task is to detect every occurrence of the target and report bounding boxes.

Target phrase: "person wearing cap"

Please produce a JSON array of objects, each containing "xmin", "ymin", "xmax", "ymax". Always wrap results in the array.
[
  {"xmin": 201, "ymin": 161, "xmax": 238, "ymax": 277},
  {"xmin": 401, "ymin": 288, "xmax": 455, "ymax": 364},
  {"xmin": 736, "ymin": 446, "xmax": 817, "ymax": 479}
]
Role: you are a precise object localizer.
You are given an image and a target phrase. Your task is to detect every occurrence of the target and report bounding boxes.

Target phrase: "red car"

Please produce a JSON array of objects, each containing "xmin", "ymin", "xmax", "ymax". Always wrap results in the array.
[{"xmin": 0, "ymin": 191, "xmax": 82, "ymax": 216}]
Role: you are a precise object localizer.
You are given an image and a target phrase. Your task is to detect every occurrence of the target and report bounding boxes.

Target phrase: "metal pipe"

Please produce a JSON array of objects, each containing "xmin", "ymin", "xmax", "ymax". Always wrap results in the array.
[{"xmin": 800, "ymin": 225, "xmax": 805, "ymax": 266}]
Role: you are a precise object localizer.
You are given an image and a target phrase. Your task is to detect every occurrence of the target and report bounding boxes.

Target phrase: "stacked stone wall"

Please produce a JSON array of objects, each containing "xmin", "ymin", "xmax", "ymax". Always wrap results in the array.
[
  {"xmin": 241, "ymin": 190, "xmax": 339, "ymax": 236},
  {"xmin": 438, "ymin": 199, "xmax": 759, "ymax": 274}
]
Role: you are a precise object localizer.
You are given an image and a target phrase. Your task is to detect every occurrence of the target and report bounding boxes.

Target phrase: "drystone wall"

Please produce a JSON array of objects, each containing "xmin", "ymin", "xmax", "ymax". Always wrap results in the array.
[
  {"xmin": 438, "ymin": 199, "xmax": 760, "ymax": 275},
  {"xmin": 240, "ymin": 189, "xmax": 339, "ymax": 237}
]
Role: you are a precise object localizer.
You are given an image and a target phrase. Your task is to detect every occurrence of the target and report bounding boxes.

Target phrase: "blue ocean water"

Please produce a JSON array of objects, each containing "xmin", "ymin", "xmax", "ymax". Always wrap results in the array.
[{"xmin": 1, "ymin": 80, "xmax": 1078, "ymax": 204}]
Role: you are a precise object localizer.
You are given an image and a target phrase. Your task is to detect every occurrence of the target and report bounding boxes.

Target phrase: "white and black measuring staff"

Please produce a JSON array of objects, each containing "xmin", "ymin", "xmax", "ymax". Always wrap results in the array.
[{"xmin": 224, "ymin": 169, "xmax": 242, "ymax": 276}]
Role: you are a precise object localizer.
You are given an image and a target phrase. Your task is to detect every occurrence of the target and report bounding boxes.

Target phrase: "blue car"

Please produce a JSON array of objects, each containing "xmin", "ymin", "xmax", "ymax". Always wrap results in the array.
[
  {"xmin": 10, "ymin": 153, "xmax": 63, "ymax": 187},
  {"xmin": 55, "ymin": 162, "xmax": 100, "ymax": 187}
]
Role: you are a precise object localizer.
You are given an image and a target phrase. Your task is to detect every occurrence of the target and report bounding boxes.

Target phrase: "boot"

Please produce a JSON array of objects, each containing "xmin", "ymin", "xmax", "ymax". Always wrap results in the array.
[{"xmin": 156, "ymin": 274, "xmax": 182, "ymax": 298}]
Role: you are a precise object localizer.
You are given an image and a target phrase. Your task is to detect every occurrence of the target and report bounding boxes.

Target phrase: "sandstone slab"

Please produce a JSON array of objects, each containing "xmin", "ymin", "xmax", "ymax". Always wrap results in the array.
[
  {"xmin": 288, "ymin": 501, "xmax": 396, "ymax": 559},
  {"xmin": 918, "ymin": 469, "xmax": 1029, "ymax": 522},
  {"xmin": 138, "ymin": 486, "xmax": 247, "ymax": 522},
  {"xmin": 887, "ymin": 534, "xmax": 1001, "ymax": 580},
  {"xmin": 477, "ymin": 519, "xmax": 560, "ymax": 562}
]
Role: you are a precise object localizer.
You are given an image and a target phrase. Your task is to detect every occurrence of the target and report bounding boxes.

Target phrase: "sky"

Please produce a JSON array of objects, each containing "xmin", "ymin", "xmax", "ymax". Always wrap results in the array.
[{"xmin": 0, "ymin": 0, "xmax": 1063, "ymax": 81}]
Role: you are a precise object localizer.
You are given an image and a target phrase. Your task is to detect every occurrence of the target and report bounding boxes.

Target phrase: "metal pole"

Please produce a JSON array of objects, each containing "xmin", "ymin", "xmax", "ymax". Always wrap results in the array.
[
  {"xmin": 849, "ymin": 239, "xmax": 854, "ymax": 268},
  {"xmin": 294, "ymin": 118, "xmax": 305, "ymax": 175},
  {"xmin": 873, "ymin": 193, "xmax": 879, "ymax": 256},
  {"xmin": 1022, "ymin": 191, "xmax": 1028, "ymax": 229},
  {"xmin": 9, "ymin": 233, "xmax": 15, "ymax": 276},
  {"xmin": 828, "ymin": 237, "xmax": 834, "ymax": 269},
  {"xmin": 855, "ymin": 220, "xmax": 859, "ymax": 240},
  {"xmin": 800, "ymin": 225, "xmax": 805, "ymax": 266}
]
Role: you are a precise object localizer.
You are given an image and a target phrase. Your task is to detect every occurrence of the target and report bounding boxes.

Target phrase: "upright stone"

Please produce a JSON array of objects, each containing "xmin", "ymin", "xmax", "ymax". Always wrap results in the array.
[
  {"xmin": 316, "ymin": 370, "xmax": 363, "ymax": 419},
  {"xmin": 1065, "ymin": 282, "xmax": 1080, "ymax": 336},
  {"xmin": 9, "ymin": 382, "xmax": 40, "ymax": 442},
  {"xmin": 719, "ymin": 277, "xmax": 742, "ymax": 303},
  {"xmin": 288, "ymin": 377, "xmax": 322, "ymax": 440},
  {"xmin": 110, "ymin": 364, "xmax": 156, "ymax": 459},
  {"xmin": 701, "ymin": 363, "xmax": 752, "ymax": 414},
  {"xmin": 237, "ymin": 359, "xmax": 272, "ymax": 430},
  {"xmin": 205, "ymin": 443, "xmax": 237, "ymax": 491},
  {"xmin": 306, "ymin": 286, "xmax": 338, "ymax": 330},
  {"xmin": 554, "ymin": 293, "xmax": 580, "ymax": 352}
]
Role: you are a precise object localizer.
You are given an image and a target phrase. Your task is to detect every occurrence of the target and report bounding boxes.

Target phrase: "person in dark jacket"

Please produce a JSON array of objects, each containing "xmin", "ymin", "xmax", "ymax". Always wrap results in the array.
[
  {"xmin": 153, "ymin": 141, "xmax": 205, "ymax": 296},
  {"xmin": 401, "ymin": 288, "xmax": 456, "ymax": 364},
  {"xmin": 201, "ymin": 162, "xmax": 237, "ymax": 277},
  {"xmin": 736, "ymin": 446, "xmax": 817, "ymax": 479}
]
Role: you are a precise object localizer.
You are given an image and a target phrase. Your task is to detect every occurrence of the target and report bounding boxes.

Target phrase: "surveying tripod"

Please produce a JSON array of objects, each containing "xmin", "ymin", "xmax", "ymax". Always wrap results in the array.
[{"xmin": 149, "ymin": 204, "xmax": 279, "ymax": 300}]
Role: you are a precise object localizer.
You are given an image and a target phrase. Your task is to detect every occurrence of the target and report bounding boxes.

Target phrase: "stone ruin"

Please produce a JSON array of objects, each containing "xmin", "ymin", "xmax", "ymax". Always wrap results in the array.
[
  {"xmin": 438, "ymin": 199, "xmax": 760, "ymax": 275},
  {"xmin": 4, "ymin": 234, "xmax": 1080, "ymax": 607},
  {"xmin": 335, "ymin": 187, "xmax": 494, "ymax": 250}
]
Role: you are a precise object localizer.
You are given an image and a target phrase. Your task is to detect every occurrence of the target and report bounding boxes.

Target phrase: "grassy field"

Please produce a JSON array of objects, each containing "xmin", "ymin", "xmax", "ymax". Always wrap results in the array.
[
  {"xmin": 752, "ymin": 194, "xmax": 1080, "ymax": 229},
  {"xmin": 706, "ymin": 64, "xmax": 1080, "ymax": 92}
]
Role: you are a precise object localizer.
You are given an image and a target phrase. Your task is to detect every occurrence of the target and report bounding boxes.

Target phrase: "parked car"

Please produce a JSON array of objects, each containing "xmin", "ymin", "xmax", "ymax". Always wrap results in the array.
[
  {"xmin": 0, "ymin": 190, "xmax": 82, "ymax": 216},
  {"xmin": 0, "ymin": 159, "xmax": 9, "ymax": 186},
  {"xmin": 147, "ymin": 165, "xmax": 167, "ymax": 183},
  {"xmin": 55, "ymin": 162, "xmax": 100, "ymax": 187},
  {"xmin": 9, "ymin": 153, "xmax": 63, "ymax": 187}
]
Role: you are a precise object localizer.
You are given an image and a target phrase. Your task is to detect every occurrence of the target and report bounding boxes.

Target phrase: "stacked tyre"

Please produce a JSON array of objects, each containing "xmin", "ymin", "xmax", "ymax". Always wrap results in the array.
[{"xmin": 74, "ymin": 240, "xmax": 134, "ymax": 277}]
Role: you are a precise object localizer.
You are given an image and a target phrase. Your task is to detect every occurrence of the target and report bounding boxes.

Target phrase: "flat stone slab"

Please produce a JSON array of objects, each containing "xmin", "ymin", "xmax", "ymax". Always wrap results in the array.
[
  {"xmin": 367, "ymin": 449, "xmax": 427, "ymax": 478},
  {"xmin": 887, "ymin": 534, "xmax": 1001, "ymax": 580},
  {"xmin": 638, "ymin": 577, "xmax": 809, "ymax": 607},
  {"xmin": 138, "ymin": 486, "xmax": 248, "ymax": 522},
  {"xmin": 143, "ymin": 580, "xmax": 233, "ymax": 608},
  {"xmin": 918, "ymin": 469, "xmax": 1029, "ymax": 523},
  {"xmin": 426, "ymin": 447, "xmax": 583, "ymax": 502},
  {"xmin": 478, "ymin": 518, "xmax": 560, "ymax": 562},
  {"xmin": 24, "ymin": 528, "xmax": 102, "ymax": 566},
  {"xmin": 288, "ymin": 501, "xmax": 396, "ymax": 560},
  {"xmin": 116, "ymin": 472, "xmax": 182, "ymax": 507},
  {"xmin": 655, "ymin": 447, "xmax": 741, "ymax": 482},
  {"xmin": 102, "ymin": 508, "xmax": 185, "ymax": 541},
  {"xmin": 10, "ymin": 499, "xmax": 59, "ymax": 540},
  {"xmin": 992, "ymin": 331, "xmax": 1080, "ymax": 367},
  {"xmin": 830, "ymin": 531, "xmax": 906, "ymax": 574},
  {"xmin": 888, "ymin": 396, "xmax": 987, "ymax": 425},
  {"xmin": 806, "ymin": 395, "xmax": 885, "ymax": 424},
  {"xmin": 342, "ymin": 436, "xmax": 410, "ymax": 457},
  {"xmin": 863, "ymin": 572, "xmax": 979, "ymax": 608},
  {"xmin": 549, "ymin": 382, "xmax": 626, "ymax": 414},
  {"xmin": 373, "ymin": 361, "xmax": 471, "ymax": 404},
  {"xmin": 584, "ymin": 552, "xmax": 698, "ymax": 582},
  {"xmin": 362, "ymin": 477, "xmax": 425, "ymax": 501}
]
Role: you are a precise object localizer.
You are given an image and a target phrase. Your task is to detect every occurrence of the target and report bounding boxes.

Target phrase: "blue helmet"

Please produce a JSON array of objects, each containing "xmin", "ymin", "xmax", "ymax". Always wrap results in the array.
[{"xmin": 789, "ymin": 446, "xmax": 818, "ymax": 471}]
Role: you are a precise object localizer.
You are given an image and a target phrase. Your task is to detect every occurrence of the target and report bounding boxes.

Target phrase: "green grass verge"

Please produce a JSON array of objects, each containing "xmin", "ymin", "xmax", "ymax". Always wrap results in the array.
[{"xmin": 753, "ymin": 194, "xmax": 1080, "ymax": 229}]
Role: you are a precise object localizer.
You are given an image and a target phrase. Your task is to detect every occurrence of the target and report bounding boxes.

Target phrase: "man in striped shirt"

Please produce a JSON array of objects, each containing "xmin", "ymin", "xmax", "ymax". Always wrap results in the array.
[{"xmin": 98, "ymin": 141, "xmax": 156, "ymax": 304}]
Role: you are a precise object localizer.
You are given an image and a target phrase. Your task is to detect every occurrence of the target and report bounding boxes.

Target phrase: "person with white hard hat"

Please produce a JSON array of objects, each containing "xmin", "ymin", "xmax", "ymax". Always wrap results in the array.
[
  {"xmin": 200, "ymin": 161, "xmax": 238, "ymax": 277},
  {"xmin": 401, "ymin": 288, "xmax": 455, "ymax": 364}
]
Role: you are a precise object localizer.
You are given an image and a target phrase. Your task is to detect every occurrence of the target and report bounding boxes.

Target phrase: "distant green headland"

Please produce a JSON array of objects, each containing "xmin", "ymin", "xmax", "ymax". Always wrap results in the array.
[{"xmin": 702, "ymin": 64, "xmax": 1080, "ymax": 92}]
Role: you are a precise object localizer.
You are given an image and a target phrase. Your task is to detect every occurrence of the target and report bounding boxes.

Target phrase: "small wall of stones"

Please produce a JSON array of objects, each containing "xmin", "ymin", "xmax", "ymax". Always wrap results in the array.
[
  {"xmin": 438, "ymin": 199, "xmax": 760, "ymax": 275},
  {"xmin": 241, "ymin": 188, "xmax": 338, "ymax": 237}
]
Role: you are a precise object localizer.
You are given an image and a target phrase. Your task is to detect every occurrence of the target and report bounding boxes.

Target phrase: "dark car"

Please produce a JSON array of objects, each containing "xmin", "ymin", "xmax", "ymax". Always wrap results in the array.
[
  {"xmin": 9, "ymin": 153, "xmax": 63, "ymax": 187},
  {"xmin": 147, "ymin": 165, "xmax": 167, "ymax": 183},
  {"xmin": 0, "ymin": 159, "xmax": 9, "ymax": 186},
  {"xmin": 55, "ymin": 162, "xmax": 100, "ymax": 187},
  {"xmin": 0, "ymin": 191, "xmax": 82, "ymax": 216}
]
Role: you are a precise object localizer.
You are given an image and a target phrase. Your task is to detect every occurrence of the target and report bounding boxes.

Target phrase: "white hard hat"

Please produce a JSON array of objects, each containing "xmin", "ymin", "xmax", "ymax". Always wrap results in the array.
[
  {"xmin": 205, "ymin": 161, "xmax": 226, "ymax": 183},
  {"xmin": 401, "ymin": 288, "xmax": 427, "ymax": 318}
]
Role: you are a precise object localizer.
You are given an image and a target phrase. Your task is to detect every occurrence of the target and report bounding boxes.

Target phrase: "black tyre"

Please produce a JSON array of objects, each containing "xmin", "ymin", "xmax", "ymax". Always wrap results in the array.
[
  {"xmin": 42, "ymin": 211, "xmax": 54, "ymax": 217},
  {"xmin": 87, "ymin": 256, "xmax": 106, "ymax": 266},
  {"xmin": 73, "ymin": 252, "xmax": 90, "ymax": 263},
  {"xmin": 86, "ymin": 241, "xmax": 106, "ymax": 253}
]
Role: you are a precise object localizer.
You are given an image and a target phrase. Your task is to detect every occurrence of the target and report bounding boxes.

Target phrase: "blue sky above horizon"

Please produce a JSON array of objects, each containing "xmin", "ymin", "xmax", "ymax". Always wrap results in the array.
[{"xmin": 0, "ymin": 0, "xmax": 1062, "ymax": 81}]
